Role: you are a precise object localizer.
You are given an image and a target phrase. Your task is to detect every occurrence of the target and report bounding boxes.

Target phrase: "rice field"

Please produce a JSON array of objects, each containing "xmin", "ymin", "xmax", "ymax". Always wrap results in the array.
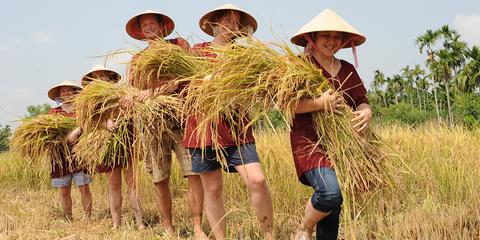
[{"xmin": 1, "ymin": 123, "xmax": 479, "ymax": 239}]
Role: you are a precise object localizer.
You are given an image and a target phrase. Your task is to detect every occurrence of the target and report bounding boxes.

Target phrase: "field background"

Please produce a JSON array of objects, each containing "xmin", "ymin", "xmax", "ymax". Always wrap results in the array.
[{"xmin": 1, "ymin": 123, "xmax": 480, "ymax": 239}]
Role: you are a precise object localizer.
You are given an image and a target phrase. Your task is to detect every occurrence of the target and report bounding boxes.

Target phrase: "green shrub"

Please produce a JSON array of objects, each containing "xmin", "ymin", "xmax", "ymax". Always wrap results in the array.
[
  {"xmin": 374, "ymin": 103, "xmax": 435, "ymax": 126},
  {"xmin": 453, "ymin": 93, "xmax": 480, "ymax": 129}
]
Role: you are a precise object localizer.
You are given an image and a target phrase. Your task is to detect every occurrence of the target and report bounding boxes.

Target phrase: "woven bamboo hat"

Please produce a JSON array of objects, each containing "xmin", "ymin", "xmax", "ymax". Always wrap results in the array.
[
  {"xmin": 81, "ymin": 65, "xmax": 121, "ymax": 87},
  {"xmin": 199, "ymin": 3, "xmax": 257, "ymax": 36},
  {"xmin": 291, "ymin": 9, "xmax": 366, "ymax": 48},
  {"xmin": 48, "ymin": 81, "xmax": 82, "ymax": 100},
  {"xmin": 126, "ymin": 10, "xmax": 175, "ymax": 40}
]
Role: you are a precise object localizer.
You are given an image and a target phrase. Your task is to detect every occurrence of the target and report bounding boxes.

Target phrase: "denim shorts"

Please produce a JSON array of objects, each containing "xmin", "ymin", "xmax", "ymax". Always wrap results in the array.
[
  {"xmin": 51, "ymin": 171, "xmax": 93, "ymax": 188},
  {"xmin": 303, "ymin": 167, "xmax": 343, "ymax": 212},
  {"xmin": 189, "ymin": 143, "xmax": 260, "ymax": 173}
]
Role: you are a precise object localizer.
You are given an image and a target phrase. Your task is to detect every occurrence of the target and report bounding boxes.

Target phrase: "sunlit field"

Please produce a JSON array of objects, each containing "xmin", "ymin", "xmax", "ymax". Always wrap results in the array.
[{"xmin": 1, "ymin": 123, "xmax": 479, "ymax": 239}]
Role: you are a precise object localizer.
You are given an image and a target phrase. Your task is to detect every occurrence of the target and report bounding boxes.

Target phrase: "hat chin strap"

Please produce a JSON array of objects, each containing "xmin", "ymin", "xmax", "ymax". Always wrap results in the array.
[
  {"xmin": 351, "ymin": 42, "xmax": 359, "ymax": 69},
  {"xmin": 304, "ymin": 33, "xmax": 359, "ymax": 69}
]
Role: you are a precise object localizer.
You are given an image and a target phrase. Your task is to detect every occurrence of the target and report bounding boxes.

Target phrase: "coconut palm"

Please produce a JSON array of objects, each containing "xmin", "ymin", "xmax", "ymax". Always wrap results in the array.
[{"xmin": 412, "ymin": 64, "xmax": 426, "ymax": 111}]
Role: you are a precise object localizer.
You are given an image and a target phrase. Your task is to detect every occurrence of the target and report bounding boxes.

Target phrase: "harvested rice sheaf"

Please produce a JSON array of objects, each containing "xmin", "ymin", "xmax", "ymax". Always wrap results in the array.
[
  {"xmin": 129, "ymin": 39, "xmax": 209, "ymax": 90},
  {"xmin": 10, "ymin": 114, "xmax": 76, "ymax": 169},
  {"xmin": 182, "ymin": 38, "xmax": 394, "ymax": 212}
]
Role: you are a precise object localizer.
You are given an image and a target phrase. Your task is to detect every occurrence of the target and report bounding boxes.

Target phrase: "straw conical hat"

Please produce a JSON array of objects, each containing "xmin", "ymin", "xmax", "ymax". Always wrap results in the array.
[
  {"xmin": 48, "ymin": 81, "xmax": 82, "ymax": 100},
  {"xmin": 199, "ymin": 3, "xmax": 257, "ymax": 36},
  {"xmin": 81, "ymin": 65, "xmax": 121, "ymax": 87},
  {"xmin": 126, "ymin": 10, "xmax": 175, "ymax": 40},
  {"xmin": 291, "ymin": 9, "xmax": 366, "ymax": 48}
]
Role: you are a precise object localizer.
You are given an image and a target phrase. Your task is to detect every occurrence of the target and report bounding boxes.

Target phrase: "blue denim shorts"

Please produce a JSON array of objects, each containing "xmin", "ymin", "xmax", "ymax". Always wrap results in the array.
[
  {"xmin": 303, "ymin": 167, "xmax": 343, "ymax": 212},
  {"xmin": 51, "ymin": 171, "xmax": 93, "ymax": 188},
  {"xmin": 189, "ymin": 143, "xmax": 260, "ymax": 173}
]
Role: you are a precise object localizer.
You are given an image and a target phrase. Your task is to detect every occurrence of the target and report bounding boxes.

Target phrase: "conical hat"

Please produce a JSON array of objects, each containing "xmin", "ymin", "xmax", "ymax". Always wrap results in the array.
[
  {"xmin": 291, "ymin": 9, "xmax": 366, "ymax": 48},
  {"xmin": 126, "ymin": 10, "xmax": 175, "ymax": 40},
  {"xmin": 48, "ymin": 80, "xmax": 82, "ymax": 100},
  {"xmin": 81, "ymin": 65, "xmax": 121, "ymax": 87},
  {"xmin": 199, "ymin": 3, "xmax": 257, "ymax": 36}
]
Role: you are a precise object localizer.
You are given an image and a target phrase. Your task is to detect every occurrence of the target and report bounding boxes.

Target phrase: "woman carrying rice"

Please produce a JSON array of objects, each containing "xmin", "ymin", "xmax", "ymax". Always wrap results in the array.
[
  {"xmin": 183, "ymin": 4, "xmax": 273, "ymax": 239},
  {"xmin": 47, "ymin": 81, "xmax": 92, "ymax": 221},
  {"xmin": 125, "ymin": 10, "xmax": 206, "ymax": 237},
  {"xmin": 80, "ymin": 65, "xmax": 145, "ymax": 229},
  {"xmin": 289, "ymin": 9, "xmax": 372, "ymax": 240}
]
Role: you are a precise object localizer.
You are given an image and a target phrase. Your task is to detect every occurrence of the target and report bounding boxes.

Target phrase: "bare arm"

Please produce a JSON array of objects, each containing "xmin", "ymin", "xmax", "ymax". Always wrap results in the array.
[
  {"xmin": 294, "ymin": 89, "xmax": 344, "ymax": 114},
  {"xmin": 66, "ymin": 127, "xmax": 82, "ymax": 145}
]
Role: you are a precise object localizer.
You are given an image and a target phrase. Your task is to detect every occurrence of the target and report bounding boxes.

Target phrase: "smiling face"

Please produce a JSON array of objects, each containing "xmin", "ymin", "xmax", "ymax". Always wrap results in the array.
[
  {"xmin": 138, "ymin": 14, "xmax": 163, "ymax": 40},
  {"xmin": 59, "ymin": 86, "xmax": 75, "ymax": 101},
  {"xmin": 314, "ymin": 31, "xmax": 343, "ymax": 57}
]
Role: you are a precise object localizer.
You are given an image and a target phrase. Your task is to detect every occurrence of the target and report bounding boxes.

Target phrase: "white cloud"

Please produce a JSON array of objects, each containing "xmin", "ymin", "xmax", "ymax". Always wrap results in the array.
[
  {"xmin": 32, "ymin": 31, "xmax": 54, "ymax": 43},
  {"xmin": 454, "ymin": 14, "xmax": 480, "ymax": 47}
]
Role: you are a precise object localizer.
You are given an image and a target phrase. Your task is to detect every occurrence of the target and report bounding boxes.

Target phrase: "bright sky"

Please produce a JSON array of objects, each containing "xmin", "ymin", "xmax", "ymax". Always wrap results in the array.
[{"xmin": 1, "ymin": 0, "xmax": 479, "ymax": 127}]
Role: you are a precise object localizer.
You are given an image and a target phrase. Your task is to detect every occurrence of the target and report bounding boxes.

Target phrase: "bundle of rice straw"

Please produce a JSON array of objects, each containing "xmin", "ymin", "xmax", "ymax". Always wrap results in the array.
[
  {"xmin": 74, "ymin": 80, "xmax": 129, "ymax": 132},
  {"xmin": 10, "ymin": 114, "xmax": 76, "ymax": 169},
  {"xmin": 73, "ymin": 80, "xmax": 182, "ymax": 169},
  {"xmin": 73, "ymin": 116, "xmax": 132, "ymax": 173},
  {"xmin": 182, "ymin": 38, "xmax": 394, "ymax": 213},
  {"xmin": 183, "ymin": 39, "xmax": 329, "ymax": 149},
  {"xmin": 132, "ymin": 94, "xmax": 183, "ymax": 161},
  {"xmin": 129, "ymin": 39, "xmax": 209, "ymax": 90}
]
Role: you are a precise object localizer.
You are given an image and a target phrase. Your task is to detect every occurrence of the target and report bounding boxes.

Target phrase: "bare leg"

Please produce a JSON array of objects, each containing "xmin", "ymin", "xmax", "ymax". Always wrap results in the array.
[
  {"xmin": 125, "ymin": 162, "xmax": 145, "ymax": 229},
  {"xmin": 186, "ymin": 175, "xmax": 207, "ymax": 239},
  {"xmin": 234, "ymin": 163, "xmax": 274, "ymax": 239},
  {"xmin": 59, "ymin": 186, "xmax": 73, "ymax": 221},
  {"xmin": 77, "ymin": 184, "xmax": 92, "ymax": 219},
  {"xmin": 295, "ymin": 201, "xmax": 330, "ymax": 240},
  {"xmin": 153, "ymin": 177, "xmax": 174, "ymax": 233},
  {"xmin": 199, "ymin": 169, "xmax": 226, "ymax": 239},
  {"xmin": 107, "ymin": 168, "xmax": 122, "ymax": 229}
]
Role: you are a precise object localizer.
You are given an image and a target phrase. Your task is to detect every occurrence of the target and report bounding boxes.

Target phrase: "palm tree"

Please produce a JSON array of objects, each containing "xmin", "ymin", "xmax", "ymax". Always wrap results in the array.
[
  {"xmin": 416, "ymin": 29, "xmax": 439, "ymax": 56},
  {"xmin": 416, "ymin": 29, "xmax": 441, "ymax": 120},
  {"xmin": 458, "ymin": 46, "xmax": 480, "ymax": 93},
  {"xmin": 417, "ymin": 76, "xmax": 430, "ymax": 112},
  {"xmin": 401, "ymin": 65, "xmax": 416, "ymax": 106},
  {"xmin": 412, "ymin": 64, "xmax": 426, "ymax": 111},
  {"xmin": 372, "ymin": 70, "xmax": 388, "ymax": 107},
  {"xmin": 387, "ymin": 74, "xmax": 404, "ymax": 104}
]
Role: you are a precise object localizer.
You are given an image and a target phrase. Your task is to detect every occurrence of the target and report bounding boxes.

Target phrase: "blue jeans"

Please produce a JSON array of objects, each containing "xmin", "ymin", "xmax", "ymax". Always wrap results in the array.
[
  {"xmin": 189, "ymin": 143, "xmax": 259, "ymax": 173},
  {"xmin": 303, "ymin": 167, "xmax": 342, "ymax": 240},
  {"xmin": 51, "ymin": 171, "xmax": 92, "ymax": 188}
]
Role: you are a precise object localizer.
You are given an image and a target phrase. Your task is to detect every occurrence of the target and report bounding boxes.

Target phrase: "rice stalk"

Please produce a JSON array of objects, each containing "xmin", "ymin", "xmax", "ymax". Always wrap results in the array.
[
  {"xmin": 132, "ymin": 94, "xmax": 183, "ymax": 162},
  {"xmin": 74, "ymin": 80, "xmax": 131, "ymax": 132},
  {"xmin": 73, "ymin": 116, "xmax": 132, "ymax": 173},
  {"xmin": 74, "ymin": 80, "xmax": 183, "ymax": 168},
  {"xmin": 129, "ymin": 39, "xmax": 209, "ymax": 90},
  {"xmin": 10, "ymin": 114, "xmax": 76, "ymax": 171},
  {"xmin": 181, "ymin": 38, "xmax": 396, "ymax": 226}
]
